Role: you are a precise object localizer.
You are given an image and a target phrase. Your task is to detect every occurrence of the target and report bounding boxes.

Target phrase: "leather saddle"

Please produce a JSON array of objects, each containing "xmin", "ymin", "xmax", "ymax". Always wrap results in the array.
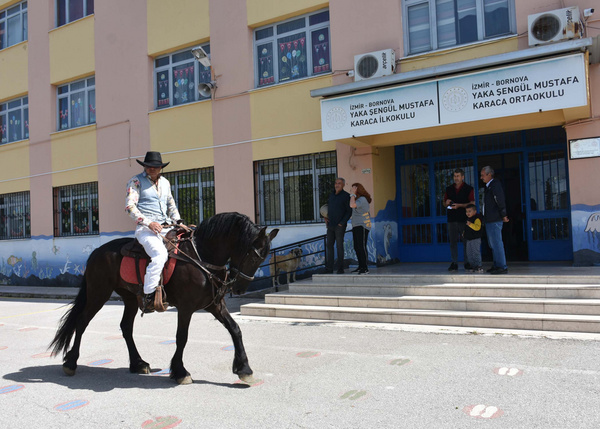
[{"xmin": 119, "ymin": 227, "xmax": 192, "ymax": 289}]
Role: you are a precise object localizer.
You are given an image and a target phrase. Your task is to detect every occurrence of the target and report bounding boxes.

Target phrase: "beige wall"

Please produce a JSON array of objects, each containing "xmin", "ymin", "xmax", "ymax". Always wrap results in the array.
[
  {"xmin": 48, "ymin": 15, "xmax": 95, "ymax": 85},
  {"xmin": 147, "ymin": 0, "xmax": 210, "ymax": 57},
  {"xmin": 0, "ymin": 41, "xmax": 28, "ymax": 102}
]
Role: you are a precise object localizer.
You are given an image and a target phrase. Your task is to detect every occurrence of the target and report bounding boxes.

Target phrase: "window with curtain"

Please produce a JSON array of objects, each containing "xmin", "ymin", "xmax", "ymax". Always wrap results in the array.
[
  {"xmin": 254, "ymin": 9, "xmax": 330, "ymax": 88},
  {"xmin": 57, "ymin": 77, "xmax": 95, "ymax": 131},
  {"xmin": 0, "ymin": 1, "xmax": 27, "ymax": 50},
  {"xmin": 255, "ymin": 151, "xmax": 337, "ymax": 225},
  {"xmin": 154, "ymin": 44, "xmax": 211, "ymax": 110},
  {"xmin": 53, "ymin": 182, "xmax": 99, "ymax": 237},
  {"xmin": 162, "ymin": 167, "xmax": 216, "ymax": 226},
  {"xmin": 0, "ymin": 191, "xmax": 30, "ymax": 240},
  {"xmin": 403, "ymin": 0, "xmax": 514, "ymax": 55},
  {"xmin": 0, "ymin": 96, "xmax": 28, "ymax": 145},
  {"xmin": 56, "ymin": 0, "xmax": 93, "ymax": 27}
]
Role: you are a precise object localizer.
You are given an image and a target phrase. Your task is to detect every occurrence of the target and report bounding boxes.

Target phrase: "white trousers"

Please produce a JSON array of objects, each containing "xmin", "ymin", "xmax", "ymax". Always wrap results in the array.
[{"xmin": 135, "ymin": 225, "xmax": 171, "ymax": 294}]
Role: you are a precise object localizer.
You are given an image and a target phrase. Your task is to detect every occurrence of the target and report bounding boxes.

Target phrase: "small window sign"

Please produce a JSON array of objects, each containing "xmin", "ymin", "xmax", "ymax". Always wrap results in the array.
[{"xmin": 570, "ymin": 137, "xmax": 600, "ymax": 160}]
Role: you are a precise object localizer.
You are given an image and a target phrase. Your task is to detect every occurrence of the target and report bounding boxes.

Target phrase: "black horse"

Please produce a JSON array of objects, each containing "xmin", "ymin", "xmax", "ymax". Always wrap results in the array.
[{"xmin": 49, "ymin": 212, "xmax": 278, "ymax": 384}]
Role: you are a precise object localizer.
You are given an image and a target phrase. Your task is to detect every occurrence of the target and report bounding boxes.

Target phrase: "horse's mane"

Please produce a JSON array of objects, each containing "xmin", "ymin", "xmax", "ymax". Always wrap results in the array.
[{"xmin": 195, "ymin": 212, "xmax": 260, "ymax": 258}]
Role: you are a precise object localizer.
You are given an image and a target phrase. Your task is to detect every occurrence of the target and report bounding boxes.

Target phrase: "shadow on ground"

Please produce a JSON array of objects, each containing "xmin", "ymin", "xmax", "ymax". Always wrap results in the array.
[{"xmin": 3, "ymin": 365, "xmax": 249, "ymax": 392}]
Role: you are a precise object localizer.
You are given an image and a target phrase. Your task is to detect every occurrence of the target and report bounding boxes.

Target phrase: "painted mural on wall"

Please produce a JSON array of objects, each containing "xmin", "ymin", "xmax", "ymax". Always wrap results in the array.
[
  {"xmin": 572, "ymin": 204, "xmax": 600, "ymax": 266},
  {"xmin": 0, "ymin": 233, "xmax": 131, "ymax": 286}
]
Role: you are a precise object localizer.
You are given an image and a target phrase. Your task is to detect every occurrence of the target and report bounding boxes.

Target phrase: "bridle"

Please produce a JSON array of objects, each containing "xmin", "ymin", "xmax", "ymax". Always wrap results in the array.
[{"xmin": 230, "ymin": 246, "xmax": 263, "ymax": 282}]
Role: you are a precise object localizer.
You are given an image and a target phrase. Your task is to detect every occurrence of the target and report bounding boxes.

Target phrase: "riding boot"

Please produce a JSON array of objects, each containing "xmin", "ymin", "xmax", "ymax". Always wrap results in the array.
[{"xmin": 142, "ymin": 292, "xmax": 156, "ymax": 314}]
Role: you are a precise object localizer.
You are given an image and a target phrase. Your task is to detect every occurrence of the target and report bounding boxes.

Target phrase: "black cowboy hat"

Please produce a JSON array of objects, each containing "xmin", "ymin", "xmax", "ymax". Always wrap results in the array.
[{"xmin": 136, "ymin": 151, "xmax": 170, "ymax": 168}]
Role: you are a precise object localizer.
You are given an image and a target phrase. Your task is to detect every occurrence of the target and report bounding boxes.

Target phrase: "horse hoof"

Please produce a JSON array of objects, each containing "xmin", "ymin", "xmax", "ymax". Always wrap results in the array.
[
  {"xmin": 137, "ymin": 365, "xmax": 151, "ymax": 374},
  {"xmin": 63, "ymin": 366, "xmax": 76, "ymax": 376},
  {"xmin": 238, "ymin": 374, "xmax": 255, "ymax": 384},
  {"xmin": 176, "ymin": 375, "xmax": 193, "ymax": 385}
]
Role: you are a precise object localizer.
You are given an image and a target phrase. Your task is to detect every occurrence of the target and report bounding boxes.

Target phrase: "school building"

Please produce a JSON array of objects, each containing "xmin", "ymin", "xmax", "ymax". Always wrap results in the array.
[{"xmin": 0, "ymin": 0, "xmax": 599, "ymax": 286}]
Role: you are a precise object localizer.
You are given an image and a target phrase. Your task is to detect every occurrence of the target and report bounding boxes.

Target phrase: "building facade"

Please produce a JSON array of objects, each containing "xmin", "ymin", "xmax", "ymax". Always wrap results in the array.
[{"xmin": 0, "ymin": 0, "xmax": 599, "ymax": 286}]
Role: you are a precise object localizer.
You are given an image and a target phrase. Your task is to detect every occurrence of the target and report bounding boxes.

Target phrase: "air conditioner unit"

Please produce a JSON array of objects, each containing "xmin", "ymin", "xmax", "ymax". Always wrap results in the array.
[
  {"xmin": 528, "ymin": 6, "xmax": 583, "ymax": 46},
  {"xmin": 353, "ymin": 49, "xmax": 396, "ymax": 82}
]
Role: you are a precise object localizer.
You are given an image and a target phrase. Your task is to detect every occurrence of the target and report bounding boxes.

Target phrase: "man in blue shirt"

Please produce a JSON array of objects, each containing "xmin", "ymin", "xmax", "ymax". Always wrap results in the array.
[{"xmin": 323, "ymin": 178, "xmax": 352, "ymax": 274}]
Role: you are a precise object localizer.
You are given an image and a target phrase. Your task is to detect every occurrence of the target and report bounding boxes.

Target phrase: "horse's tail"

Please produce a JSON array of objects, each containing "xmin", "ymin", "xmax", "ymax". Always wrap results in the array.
[{"xmin": 49, "ymin": 275, "xmax": 88, "ymax": 357}]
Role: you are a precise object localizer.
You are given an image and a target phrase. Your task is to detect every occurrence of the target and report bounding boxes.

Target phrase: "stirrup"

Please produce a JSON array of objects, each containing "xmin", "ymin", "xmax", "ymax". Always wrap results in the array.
[{"xmin": 154, "ymin": 286, "xmax": 169, "ymax": 313}]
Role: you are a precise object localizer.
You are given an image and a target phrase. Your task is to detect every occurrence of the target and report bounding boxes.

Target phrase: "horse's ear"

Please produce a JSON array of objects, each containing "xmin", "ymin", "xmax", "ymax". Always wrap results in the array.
[
  {"xmin": 268, "ymin": 228, "xmax": 279, "ymax": 242},
  {"xmin": 256, "ymin": 226, "xmax": 268, "ymax": 240}
]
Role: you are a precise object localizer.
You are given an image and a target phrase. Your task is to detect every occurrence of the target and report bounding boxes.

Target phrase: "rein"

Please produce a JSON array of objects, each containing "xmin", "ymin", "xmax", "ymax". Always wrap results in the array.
[{"xmin": 158, "ymin": 226, "xmax": 263, "ymax": 308}]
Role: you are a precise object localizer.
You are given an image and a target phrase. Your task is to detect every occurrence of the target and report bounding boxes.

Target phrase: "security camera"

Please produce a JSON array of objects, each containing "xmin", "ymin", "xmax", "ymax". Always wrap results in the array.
[
  {"xmin": 346, "ymin": 70, "xmax": 355, "ymax": 77},
  {"xmin": 584, "ymin": 8, "xmax": 594, "ymax": 18}
]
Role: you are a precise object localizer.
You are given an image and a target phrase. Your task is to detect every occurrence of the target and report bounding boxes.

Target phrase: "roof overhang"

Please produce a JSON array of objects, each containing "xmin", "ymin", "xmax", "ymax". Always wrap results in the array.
[{"xmin": 311, "ymin": 38, "xmax": 593, "ymax": 99}]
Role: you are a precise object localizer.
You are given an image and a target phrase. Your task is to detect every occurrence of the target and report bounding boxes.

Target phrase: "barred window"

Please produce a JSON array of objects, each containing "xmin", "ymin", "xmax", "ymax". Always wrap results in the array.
[
  {"xmin": 163, "ymin": 167, "xmax": 215, "ymax": 226},
  {"xmin": 255, "ymin": 152, "xmax": 337, "ymax": 226},
  {"xmin": 0, "ymin": 191, "xmax": 30, "ymax": 240},
  {"xmin": 53, "ymin": 182, "xmax": 99, "ymax": 237}
]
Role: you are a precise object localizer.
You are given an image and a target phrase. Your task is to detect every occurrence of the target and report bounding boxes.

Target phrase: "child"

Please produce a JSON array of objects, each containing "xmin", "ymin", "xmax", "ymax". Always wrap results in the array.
[{"xmin": 464, "ymin": 204, "xmax": 484, "ymax": 273}]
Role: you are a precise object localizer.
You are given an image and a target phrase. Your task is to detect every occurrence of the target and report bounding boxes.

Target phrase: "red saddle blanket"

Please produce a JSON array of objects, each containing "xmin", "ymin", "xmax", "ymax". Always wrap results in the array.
[{"xmin": 120, "ymin": 257, "xmax": 177, "ymax": 285}]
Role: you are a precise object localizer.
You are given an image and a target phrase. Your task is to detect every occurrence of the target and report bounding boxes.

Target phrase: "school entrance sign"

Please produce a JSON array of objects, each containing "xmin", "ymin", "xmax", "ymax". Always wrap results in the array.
[{"xmin": 320, "ymin": 54, "xmax": 588, "ymax": 141}]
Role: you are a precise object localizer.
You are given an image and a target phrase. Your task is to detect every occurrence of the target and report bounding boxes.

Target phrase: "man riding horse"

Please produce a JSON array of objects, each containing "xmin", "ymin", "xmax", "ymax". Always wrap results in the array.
[{"xmin": 125, "ymin": 151, "xmax": 183, "ymax": 313}]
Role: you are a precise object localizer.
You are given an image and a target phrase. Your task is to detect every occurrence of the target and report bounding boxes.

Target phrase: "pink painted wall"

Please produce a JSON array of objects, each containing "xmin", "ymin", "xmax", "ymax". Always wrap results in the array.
[
  {"xmin": 28, "ymin": 0, "xmax": 55, "ymax": 237},
  {"xmin": 567, "ymin": 63, "xmax": 600, "ymax": 205},
  {"xmin": 94, "ymin": 0, "xmax": 153, "ymax": 233},
  {"xmin": 210, "ymin": 0, "xmax": 255, "ymax": 217},
  {"xmin": 329, "ymin": 0, "xmax": 403, "ymax": 87},
  {"xmin": 327, "ymin": 0, "xmax": 403, "ymax": 219}
]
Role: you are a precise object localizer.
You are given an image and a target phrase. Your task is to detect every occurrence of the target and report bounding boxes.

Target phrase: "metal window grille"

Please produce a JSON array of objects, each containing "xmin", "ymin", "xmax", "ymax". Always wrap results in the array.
[
  {"xmin": 53, "ymin": 182, "xmax": 99, "ymax": 237},
  {"xmin": 400, "ymin": 163, "xmax": 430, "ymax": 218},
  {"xmin": 532, "ymin": 218, "xmax": 569, "ymax": 241},
  {"xmin": 402, "ymin": 224, "xmax": 432, "ymax": 244},
  {"xmin": 162, "ymin": 167, "xmax": 215, "ymax": 226},
  {"xmin": 0, "ymin": 95, "xmax": 28, "ymax": 145},
  {"xmin": 528, "ymin": 150, "xmax": 568, "ymax": 212},
  {"xmin": 255, "ymin": 151, "xmax": 337, "ymax": 226},
  {"xmin": 0, "ymin": 191, "xmax": 30, "ymax": 240}
]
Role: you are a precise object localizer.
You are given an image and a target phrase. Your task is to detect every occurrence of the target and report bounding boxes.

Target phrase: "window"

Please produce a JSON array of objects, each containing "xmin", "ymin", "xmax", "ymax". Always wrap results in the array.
[
  {"xmin": 0, "ymin": 191, "xmax": 30, "ymax": 240},
  {"xmin": 155, "ymin": 44, "xmax": 211, "ymax": 109},
  {"xmin": 56, "ymin": 0, "xmax": 93, "ymax": 27},
  {"xmin": 53, "ymin": 182, "xmax": 99, "ymax": 237},
  {"xmin": 255, "ymin": 152, "xmax": 337, "ymax": 225},
  {"xmin": 403, "ymin": 0, "xmax": 515, "ymax": 55},
  {"xmin": 254, "ymin": 9, "xmax": 330, "ymax": 88},
  {"xmin": 0, "ymin": 96, "xmax": 28, "ymax": 144},
  {"xmin": 0, "ymin": 1, "xmax": 27, "ymax": 50},
  {"xmin": 57, "ymin": 77, "xmax": 95, "ymax": 131},
  {"xmin": 163, "ymin": 167, "xmax": 215, "ymax": 226}
]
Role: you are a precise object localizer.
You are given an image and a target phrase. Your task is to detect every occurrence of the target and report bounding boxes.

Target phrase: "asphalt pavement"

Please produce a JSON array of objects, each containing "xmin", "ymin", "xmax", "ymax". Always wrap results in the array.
[{"xmin": 1, "ymin": 296, "xmax": 600, "ymax": 428}]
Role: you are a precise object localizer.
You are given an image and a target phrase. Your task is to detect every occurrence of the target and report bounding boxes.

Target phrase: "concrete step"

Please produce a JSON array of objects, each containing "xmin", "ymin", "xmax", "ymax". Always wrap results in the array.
[
  {"xmin": 265, "ymin": 293, "xmax": 600, "ymax": 315},
  {"xmin": 311, "ymin": 274, "xmax": 600, "ymax": 285},
  {"xmin": 289, "ymin": 282, "xmax": 600, "ymax": 298},
  {"xmin": 240, "ymin": 303, "xmax": 600, "ymax": 333}
]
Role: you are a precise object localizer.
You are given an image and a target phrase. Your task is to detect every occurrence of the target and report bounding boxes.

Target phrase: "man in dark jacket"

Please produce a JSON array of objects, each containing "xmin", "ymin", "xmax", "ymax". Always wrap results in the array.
[
  {"xmin": 324, "ymin": 178, "xmax": 352, "ymax": 274},
  {"xmin": 481, "ymin": 166, "xmax": 509, "ymax": 274},
  {"xmin": 444, "ymin": 168, "xmax": 475, "ymax": 271}
]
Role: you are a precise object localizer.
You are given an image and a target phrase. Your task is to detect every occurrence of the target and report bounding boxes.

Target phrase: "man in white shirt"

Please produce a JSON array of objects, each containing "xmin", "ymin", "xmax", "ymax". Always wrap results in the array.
[{"xmin": 125, "ymin": 151, "xmax": 182, "ymax": 312}]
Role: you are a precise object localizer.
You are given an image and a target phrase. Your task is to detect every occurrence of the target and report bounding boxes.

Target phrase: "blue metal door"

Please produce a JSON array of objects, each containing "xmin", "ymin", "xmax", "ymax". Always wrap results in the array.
[{"xmin": 395, "ymin": 127, "xmax": 572, "ymax": 262}]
